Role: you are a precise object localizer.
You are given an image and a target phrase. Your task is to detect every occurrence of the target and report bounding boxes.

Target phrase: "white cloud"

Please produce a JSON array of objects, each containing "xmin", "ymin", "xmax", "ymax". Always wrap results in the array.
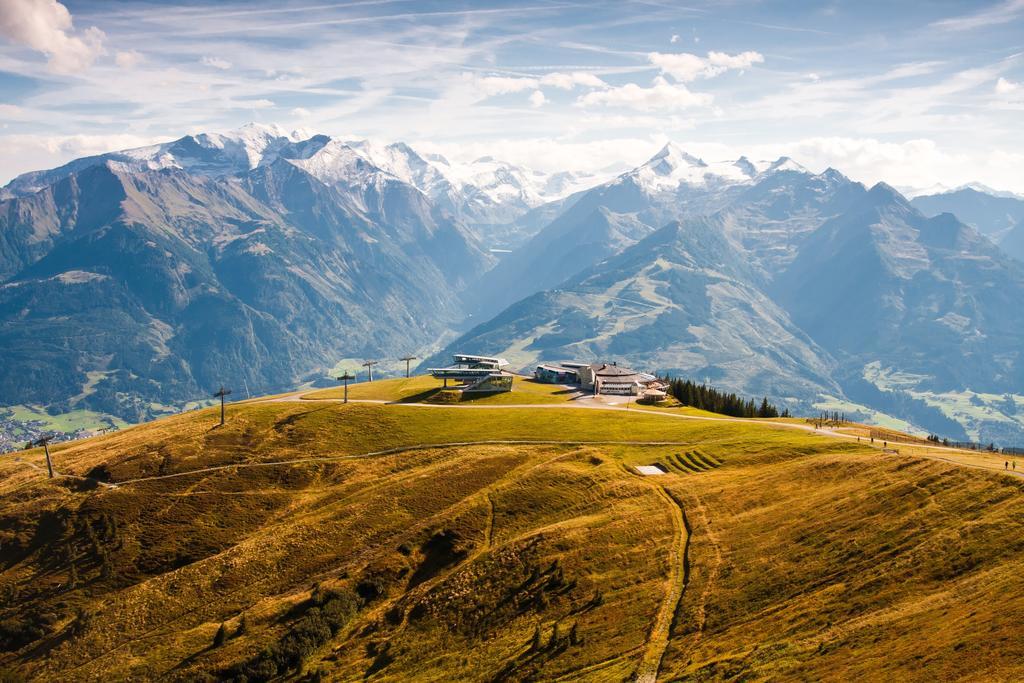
[
  {"xmin": 0, "ymin": 0, "xmax": 105, "ymax": 73},
  {"xmin": 931, "ymin": 0, "xmax": 1024, "ymax": 31},
  {"xmin": 239, "ymin": 98, "xmax": 275, "ymax": 109},
  {"xmin": 649, "ymin": 50, "xmax": 764, "ymax": 82},
  {"xmin": 670, "ymin": 34, "xmax": 680, "ymax": 43},
  {"xmin": 291, "ymin": 106, "xmax": 312, "ymax": 118},
  {"xmin": 473, "ymin": 74, "xmax": 538, "ymax": 96},
  {"xmin": 576, "ymin": 76, "xmax": 713, "ymax": 111},
  {"xmin": 415, "ymin": 135, "xmax": 658, "ymax": 176},
  {"xmin": 744, "ymin": 136, "xmax": 1024, "ymax": 195},
  {"xmin": 996, "ymin": 77, "xmax": 1020, "ymax": 94},
  {"xmin": 706, "ymin": 51, "xmax": 765, "ymax": 75},
  {"xmin": 0, "ymin": 132, "xmax": 168, "ymax": 182},
  {"xmin": 528, "ymin": 90, "xmax": 546, "ymax": 107},
  {"xmin": 577, "ymin": 112, "xmax": 697, "ymax": 131},
  {"xmin": 200, "ymin": 55, "xmax": 233, "ymax": 70},
  {"xmin": 0, "ymin": 104, "xmax": 32, "ymax": 121},
  {"xmin": 115, "ymin": 50, "xmax": 143, "ymax": 69},
  {"xmin": 539, "ymin": 71, "xmax": 606, "ymax": 89},
  {"xmin": 648, "ymin": 52, "xmax": 706, "ymax": 82}
]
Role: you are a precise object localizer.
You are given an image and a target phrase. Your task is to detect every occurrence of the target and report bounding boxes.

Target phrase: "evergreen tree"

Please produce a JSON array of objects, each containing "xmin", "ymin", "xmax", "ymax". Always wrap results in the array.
[
  {"xmin": 214, "ymin": 623, "xmax": 227, "ymax": 647},
  {"xmin": 549, "ymin": 622, "xmax": 560, "ymax": 649},
  {"xmin": 664, "ymin": 377, "xmax": 783, "ymax": 419}
]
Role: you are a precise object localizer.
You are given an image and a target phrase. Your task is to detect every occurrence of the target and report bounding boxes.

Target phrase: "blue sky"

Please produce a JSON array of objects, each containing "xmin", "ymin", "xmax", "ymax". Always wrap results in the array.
[{"xmin": 1, "ymin": 0, "xmax": 1023, "ymax": 192}]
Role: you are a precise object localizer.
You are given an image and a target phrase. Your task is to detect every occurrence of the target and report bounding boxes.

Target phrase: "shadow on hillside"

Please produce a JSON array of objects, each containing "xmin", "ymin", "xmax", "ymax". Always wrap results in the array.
[{"xmin": 395, "ymin": 388, "xmax": 449, "ymax": 404}]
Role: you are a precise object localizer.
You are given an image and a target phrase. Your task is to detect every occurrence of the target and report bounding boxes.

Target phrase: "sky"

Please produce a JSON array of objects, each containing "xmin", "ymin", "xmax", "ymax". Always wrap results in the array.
[{"xmin": 1, "ymin": 0, "xmax": 1023, "ymax": 193}]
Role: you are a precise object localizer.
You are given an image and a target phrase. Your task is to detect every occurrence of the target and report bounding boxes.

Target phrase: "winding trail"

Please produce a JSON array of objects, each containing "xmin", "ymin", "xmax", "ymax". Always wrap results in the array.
[
  {"xmin": 635, "ymin": 484, "xmax": 688, "ymax": 683},
  {"xmin": 12, "ymin": 388, "xmax": 1009, "ymax": 488},
  {"xmin": 269, "ymin": 394, "xmax": 1024, "ymax": 478},
  {"xmin": 104, "ymin": 440, "xmax": 700, "ymax": 487}
]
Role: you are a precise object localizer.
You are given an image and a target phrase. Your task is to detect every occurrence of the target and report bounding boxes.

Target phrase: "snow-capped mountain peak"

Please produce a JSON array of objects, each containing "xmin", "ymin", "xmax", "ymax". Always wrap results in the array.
[
  {"xmin": 650, "ymin": 142, "xmax": 707, "ymax": 170},
  {"xmin": 627, "ymin": 145, "xmax": 811, "ymax": 193},
  {"xmin": 765, "ymin": 156, "xmax": 808, "ymax": 174}
]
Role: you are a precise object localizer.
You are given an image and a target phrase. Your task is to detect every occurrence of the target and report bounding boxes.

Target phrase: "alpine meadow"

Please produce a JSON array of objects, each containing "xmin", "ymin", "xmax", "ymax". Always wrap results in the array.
[{"xmin": 2, "ymin": 1, "xmax": 1024, "ymax": 681}]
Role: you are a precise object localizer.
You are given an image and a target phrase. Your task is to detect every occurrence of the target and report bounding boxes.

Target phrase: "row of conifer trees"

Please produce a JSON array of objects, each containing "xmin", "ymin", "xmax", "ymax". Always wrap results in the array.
[{"xmin": 663, "ymin": 377, "xmax": 789, "ymax": 419}]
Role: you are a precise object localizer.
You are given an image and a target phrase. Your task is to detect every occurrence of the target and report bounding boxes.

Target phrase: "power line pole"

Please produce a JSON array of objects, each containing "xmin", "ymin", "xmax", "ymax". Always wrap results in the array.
[
  {"xmin": 362, "ymin": 360, "xmax": 379, "ymax": 382},
  {"xmin": 213, "ymin": 386, "xmax": 232, "ymax": 426},
  {"xmin": 31, "ymin": 436, "xmax": 55, "ymax": 478},
  {"xmin": 399, "ymin": 355, "xmax": 417, "ymax": 378},
  {"xmin": 337, "ymin": 371, "xmax": 355, "ymax": 403}
]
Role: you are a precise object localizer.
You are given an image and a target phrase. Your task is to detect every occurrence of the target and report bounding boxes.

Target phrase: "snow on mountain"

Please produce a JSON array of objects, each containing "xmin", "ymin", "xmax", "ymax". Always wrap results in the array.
[
  {"xmin": 3, "ymin": 123, "xmax": 317, "ymax": 196},
  {"xmin": 284, "ymin": 138, "xmax": 396, "ymax": 191},
  {"xmin": 1, "ymin": 125, "xmax": 603, "ymax": 233},
  {"xmin": 902, "ymin": 181, "xmax": 1024, "ymax": 201},
  {"xmin": 340, "ymin": 139, "xmax": 453, "ymax": 198},
  {"xmin": 426, "ymin": 154, "xmax": 605, "ymax": 216},
  {"xmin": 620, "ymin": 142, "xmax": 809, "ymax": 195}
]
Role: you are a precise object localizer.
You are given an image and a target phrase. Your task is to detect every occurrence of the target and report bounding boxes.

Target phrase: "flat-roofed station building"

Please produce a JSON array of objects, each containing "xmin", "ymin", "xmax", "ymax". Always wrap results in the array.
[{"xmin": 429, "ymin": 354, "xmax": 514, "ymax": 393}]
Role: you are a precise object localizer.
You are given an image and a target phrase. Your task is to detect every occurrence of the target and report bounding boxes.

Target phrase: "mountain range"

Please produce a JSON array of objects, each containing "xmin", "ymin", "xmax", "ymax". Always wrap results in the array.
[
  {"xmin": 2, "ymin": 125, "xmax": 1024, "ymax": 443},
  {"xmin": 911, "ymin": 186, "xmax": 1024, "ymax": 263}
]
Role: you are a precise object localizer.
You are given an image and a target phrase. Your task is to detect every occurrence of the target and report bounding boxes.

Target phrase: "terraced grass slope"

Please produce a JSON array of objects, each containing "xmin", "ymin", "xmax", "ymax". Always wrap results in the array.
[{"xmin": 2, "ymin": 399, "xmax": 1024, "ymax": 681}]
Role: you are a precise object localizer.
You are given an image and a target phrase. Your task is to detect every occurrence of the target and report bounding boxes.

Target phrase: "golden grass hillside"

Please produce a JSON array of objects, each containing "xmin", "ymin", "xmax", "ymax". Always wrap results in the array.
[
  {"xmin": 1, "ymin": 398, "xmax": 1023, "ymax": 681},
  {"xmin": 301, "ymin": 374, "xmax": 578, "ymax": 404}
]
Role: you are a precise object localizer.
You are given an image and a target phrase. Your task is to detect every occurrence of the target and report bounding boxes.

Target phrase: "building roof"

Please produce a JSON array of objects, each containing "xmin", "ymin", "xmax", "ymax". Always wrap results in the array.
[
  {"xmin": 591, "ymin": 363, "xmax": 639, "ymax": 378},
  {"xmin": 537, "ymin": 363, "xmax": 574, "ymax": 373},
  {"xmin": 453, "ymin": 353, "xmax": 508, "ymax": 366}
]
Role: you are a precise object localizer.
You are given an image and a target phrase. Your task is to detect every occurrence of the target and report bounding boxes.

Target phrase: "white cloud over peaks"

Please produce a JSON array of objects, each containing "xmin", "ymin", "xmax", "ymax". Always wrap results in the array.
[
  {"xmin": 474, "ymin": 74, "xmax": 539, "ymax": 96},
  {"xmin": 539, "ymin": 71, "xmax": 606, "ymax": 89},
  {"xmin": 576, "ymin": 76, "xmax": 713, "ymax": 111},
  {"xmin": 0, "ymin": 132, "xmax": 168, "ymax": 183},
  {"xmin": 649, "ymin": 50, "xmax": 764, "ymax": 82},
  {"xmin": 0, "ymin": 0, "xmax": 105, "ymax": 74},
  {"xmin": 996, "ymin": 77, "xmax": 1020, "ymax": 94},
  {"xmin": 200, "ymin": 56, "xmax": 233, "ymax": 70},
  {"xmin": 528, "ymin": 90, "xmax": 546, "ymax": 107},
  {"xmin": 670, "ymin": 34, "xmax": 680, "ymax": 43},
  {"xmin": 115, "ymin": 50, "xmax": 143, "ymax": 69},
  {"xmin": 468, "ymin": 72, "xmax": 605, "ymax": 102}
]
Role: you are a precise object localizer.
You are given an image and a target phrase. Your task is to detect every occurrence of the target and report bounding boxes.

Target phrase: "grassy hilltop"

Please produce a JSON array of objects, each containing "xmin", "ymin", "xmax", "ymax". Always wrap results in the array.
[{"xmin": 1, "ymin": 377, "xmax": 1024, "ymax": 681}]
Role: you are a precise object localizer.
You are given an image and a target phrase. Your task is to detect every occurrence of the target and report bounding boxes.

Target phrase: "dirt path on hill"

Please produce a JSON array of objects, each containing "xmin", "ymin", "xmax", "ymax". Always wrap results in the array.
[
  {"xmin": 107, "ymin": 440, "xmax": 698, "ymax": 486},
  {"xmin": 270, "ymin": 393, "xmax": 1020, "ymax": 474},
  {"xmin": 272, "ymin": 393, "xmax": 891, "ymax": 441},
  {"xmin": 923, "ymin": 455, "xmax": 1024, "ymax": 479},
  {"xmin": 635, "ymin": 484, "xmax": 688, "ymax": 683}
]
